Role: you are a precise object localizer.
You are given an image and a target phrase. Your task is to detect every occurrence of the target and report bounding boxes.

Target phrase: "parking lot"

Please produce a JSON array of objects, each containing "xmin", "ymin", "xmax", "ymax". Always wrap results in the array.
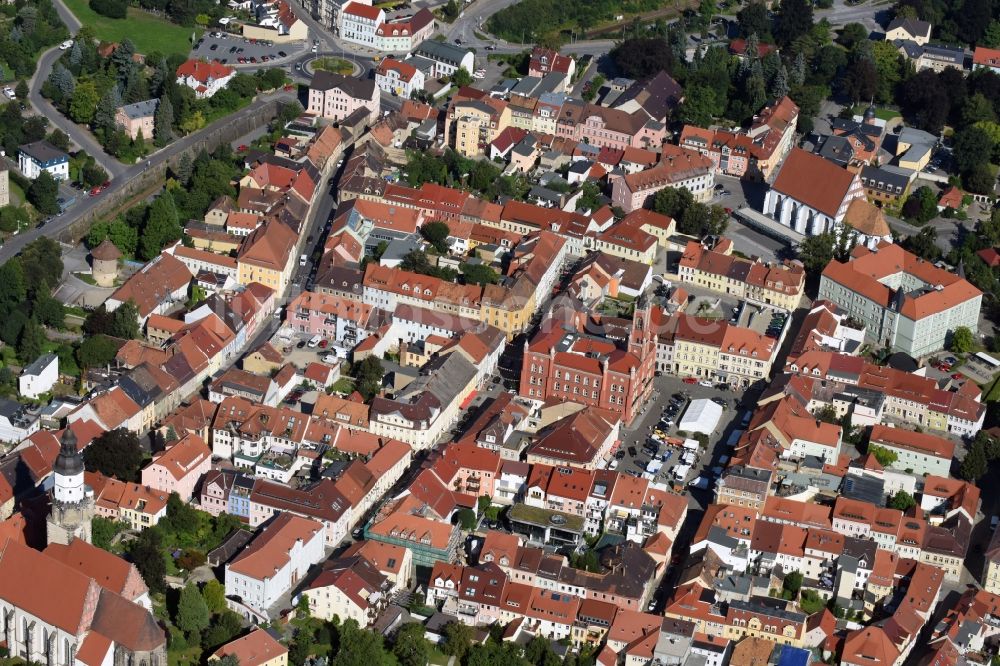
[
  {"xmin": 189, "ymin": 31, "xmax": 305, "ymax": 66},
  {"xmin": 614, "ymin": 374, "xmax": 756, "ymax": 498}
]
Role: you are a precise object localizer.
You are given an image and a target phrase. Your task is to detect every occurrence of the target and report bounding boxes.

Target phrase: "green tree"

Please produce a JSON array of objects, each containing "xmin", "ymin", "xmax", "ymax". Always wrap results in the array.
[
  {"xmin": 888, "ymin": 490, "xmax": 916, "ymax": 511},
  {"xmin": 460, "ymin": 262, "xmax": 500, "ymax": 286},
  {"xmin": 331, "ymin": 620, "xmax": 393, "ymax": 666},
  {"xmin": 949, "ymin": 326, "xmax": 975, "ymax": 354},
  {"xmin": 964, "ymin": 162, "xmax": 996, "ymax": 195},
  {"xmin": 774, "ymin": 0, "xmax": 813, "ymax": 46},
  {"xmin": 420, "ymin": 220, "xmax": 451, "ymax": 253},
  {"xmin": 901, "ymin": 186, "xmax": 939, "ymax": 224},
  {"xmin": 868, "ymin": 444, "xmax": 898, "ymax": 468},
  {"xmin": 524, "ymin": 636, "xmax": 559, "ymax": 666},
  {"xmin": 737, "ymin": 2, "xmax": 770, "ymax": 38},
  {"xmin": 963, "ymin": 93, "xmax": 997, "ymax": 126},
  {"xmin": 451, "ymin": 67, "xmax": 473, "ymax": 87},
  {"xmin": 111, "ymin": 300, "xmax": 140, "ymax": 339},
  {"xmin": 47, "ymin": 129, "xmax": 70, "ymax": 152},
  {"xmin": 456, "ymin": 508, "xmax": 477, "ymax": 530},
  {"xmin": 837, "ymin": 22, "xmax": 869, "ymax": 49},
  {"xmin": 441, "ymin": 622, "xmax": 473, "ymax": 660},
  {"xmin": 92, "ymin": 516, "xmax": 126, "ymax": 551},
  {"xmin": 69, "ymin": 81, "xmax": 99, "ymax": 124},
  {"xmin": 575, "ymin": 182, "xmax": 602, "ymax": 213},
  {"xmin": 21, "ymin": 237, "xmax": 64, "ymax": 293},
  {"xmin": 82, "ymin": 162, "xmax": 109, "ymax": 189},
  {"xmin": 140, "ymin": 190, "xmax": 181, "ymax": 259},
  {"xmin": 0, "ymin": 261, "xmax": 26, "ymax": 308},
  {"xmin": 351, "ymin": 356, "xmax": 385, "ymax": 400},
  {"xmin": 34, "ymin": 293, "xmax": 65, "ymax": 329},
  {"xmin": 201, "ymin": 579, "xmax": 227, "ymax": 614},
  {"xmin": 392, "ymin": 623, "xmax": 431, "ymax": 666},
  {"xmin": 797, "ymin": 232, "xmax": 836, "ymax": 273},
  {"xmin": 129, "ymin": 528, "xmax": 166, "ymax": 593},
  {"xmin": 954, "ymin": 126, "xmax": 994, "ymax": 173},
  {"xmin": 77, "ymin": 334, "xmax": 118, "ymax": 368},
  {"xmin": 782, "ymin": 571, "xmax": 803, "ymax": 596},
  {"xmin": 983, "ymin": 19, "xmax": 1000, "ymax": 47},
  {"xmin": 201, "ymin": 611, "xmax": 243, "ymax": 651},
  {"xmin": 83, "ymin": 428, "xmax": 144, "ymax": 481},
  {"xmin": 0, "ymin": 206, "xmax": 29, "ymax": 233},
  {"xmin": 677, "ymin": 85, "xmax": 718, "ymax": 127},
  {"xmin": 16, "ymin": 316, "xmax": 44, "ymax": 364},
  {"xmin": 28, "ymin": 171, "xmax": 60, "ymax": 215},
  {"xmin": 154, "ymin": 96, "xmax": 173, "ymax": 147},
  {"xmin": 176, "ymin": 583, "xmax": 211, "ymax": 635},
  {"xmin": 902, "ymin": 226, "xmax": 940, "ymax": 261},
  {"xmin": 960, "ymin": 444, "xmax": 989, "ymax": 481},
  {"xmin": 94, "ymin": 85, "xmax": 123, "ymax": 134}
]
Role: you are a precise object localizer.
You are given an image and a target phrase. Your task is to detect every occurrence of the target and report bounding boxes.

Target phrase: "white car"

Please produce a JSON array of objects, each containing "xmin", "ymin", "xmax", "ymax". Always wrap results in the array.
[
  {"xmin": 322, "ymin": 353, "xmax": 339, "ymax": 364},
  {"xmin": 698, "ymin": 379, "xmax": 713, "ymax": 387},
  {"xmin": 59, "ymin": 40, "xmax": 73, "ymax": 50},
  {"xmin": 2, "ymin": 87, "xmax": 14, "ymax": 99},
  {"xmin": 473, "ymin": 69, "xmax": 486, "ymax": 79}
]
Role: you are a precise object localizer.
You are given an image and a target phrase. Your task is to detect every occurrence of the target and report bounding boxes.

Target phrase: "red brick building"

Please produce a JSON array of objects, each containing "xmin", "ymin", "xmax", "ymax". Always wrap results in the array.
[{"xmin": 519, "ymin": 308, "xmax": 656, "ymax": 424}]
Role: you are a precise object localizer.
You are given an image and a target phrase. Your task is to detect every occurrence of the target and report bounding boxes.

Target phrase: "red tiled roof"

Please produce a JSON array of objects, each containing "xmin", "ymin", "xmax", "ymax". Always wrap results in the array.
[{"xmin": 772, "ymin": 148, "xmax": 857, "ymax": 218}]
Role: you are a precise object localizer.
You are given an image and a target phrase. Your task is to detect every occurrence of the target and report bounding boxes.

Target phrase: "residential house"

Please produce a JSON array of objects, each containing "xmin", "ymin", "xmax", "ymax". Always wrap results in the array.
[
  {"xmin": 18, "ymin": 141, "xmax": 69, "ymax": 180},
  {"xmin": 225, "ymin": 513, "xmax": 326, "ymax": 619},
  {"xmin": 19, "ymin": 353, "xmax": 58, "ymax": 399},
  {"xmin": 610, "ymin": 145, "xmax": 714, "ymax": 213},
  {"xmin": 212, "ymin": 629, "xmax": 288, "ymax": 666},
  {"xmin": 375, "ymin": 58, "xmax": 425, "ymax": 98},
  {"xmin": 115, "ymin": 99, "xmax": 158, "ymax": 141},
  {"xmin": 140, "ymin": 433, "xmax": 212, "ymax": 499},
  {"xmin": 886, "ymin": 17, "xmax": 932, "ymax": 45},
  {"xmin": 176, "ymin": 59, "xmax": 235, "ymax": 99},
  {"xmin": 307, "ymin": 71, "xmax": 380, "ymax": 121}
]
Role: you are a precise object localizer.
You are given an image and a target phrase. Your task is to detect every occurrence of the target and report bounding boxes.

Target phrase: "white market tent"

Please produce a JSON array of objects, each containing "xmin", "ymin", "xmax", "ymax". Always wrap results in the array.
[{"xmin": 678, "ymin": 399, "xmax": 723, "ymax": 435}]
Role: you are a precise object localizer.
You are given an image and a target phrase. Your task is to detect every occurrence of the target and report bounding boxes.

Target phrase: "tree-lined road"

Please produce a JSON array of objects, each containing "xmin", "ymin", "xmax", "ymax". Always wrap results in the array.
[{"xmin": 0, "ymin": 88, "xmax": 295, "ymax": 265}]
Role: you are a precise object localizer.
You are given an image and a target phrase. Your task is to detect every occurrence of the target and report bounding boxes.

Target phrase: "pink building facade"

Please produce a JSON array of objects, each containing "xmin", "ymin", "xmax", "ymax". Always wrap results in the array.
[
  {"xmin": 307, "ymin": 71, "xmax": 380, "ymax": 122},
  {"xmin": 140, "ymin": 434, "xmax": 212, "ymax": 500}
]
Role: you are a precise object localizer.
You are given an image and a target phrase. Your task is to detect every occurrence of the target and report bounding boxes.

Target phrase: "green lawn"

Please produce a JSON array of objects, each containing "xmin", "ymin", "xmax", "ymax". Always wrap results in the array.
[
  {"xmin": 850, "ymin": 105, "xmax": 900, "ymax": 121},
  {"xmin": 313, "ymin": 57, "xmax": 354, "ymax": 75},
  {"xmin": 60, "ymin": 0, "xmax": 199, "ymax": 57},
  {"xmin": 8, "ymin": 181, "xmax": 24, "ymax": 207}
]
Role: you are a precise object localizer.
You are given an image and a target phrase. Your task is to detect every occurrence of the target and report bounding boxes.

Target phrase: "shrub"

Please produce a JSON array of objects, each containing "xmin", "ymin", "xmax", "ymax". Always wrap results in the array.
[{"xmin": 90, "ymin": 0, "xmax": 127, "ymax": 18}]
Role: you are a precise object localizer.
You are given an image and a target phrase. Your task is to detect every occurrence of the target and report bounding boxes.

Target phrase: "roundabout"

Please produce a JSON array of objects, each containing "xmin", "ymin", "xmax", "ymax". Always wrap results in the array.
[{"xmin": 296, "ymin": 51, "xmax": 368, "ymax": 78}]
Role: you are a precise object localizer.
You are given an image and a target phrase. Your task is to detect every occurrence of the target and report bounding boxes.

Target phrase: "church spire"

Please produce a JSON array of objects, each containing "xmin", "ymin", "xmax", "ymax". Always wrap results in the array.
[{"xmin": 53, "ymin": 428, "xmax": 83, "ymax": 478}]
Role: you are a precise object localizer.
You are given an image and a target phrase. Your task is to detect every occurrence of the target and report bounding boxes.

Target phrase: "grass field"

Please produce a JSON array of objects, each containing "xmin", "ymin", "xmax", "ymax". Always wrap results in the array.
[
  {"xmin": 61, "ymin": 0, "xmax": 200, "ymax": 57},
  {"xmin": 850, "ymin": 105, "xmax": 900, "ymax": 121},
  {"xmin": 312, "ymin": 57, "xmax": 354, "ymax": 75}
]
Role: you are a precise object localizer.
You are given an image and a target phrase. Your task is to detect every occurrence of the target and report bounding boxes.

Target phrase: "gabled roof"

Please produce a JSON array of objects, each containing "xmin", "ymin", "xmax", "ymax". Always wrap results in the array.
[
  {"xmin": 176, "ymin": 59, "xmax": 234, "ymax": 84},
  {"xmin": 213, "ymin": 629, "xmax": 287, "ymax": 666},
  {"xmin": 771, "ymin": 148, "xmax": 857, "ymax": 217}
]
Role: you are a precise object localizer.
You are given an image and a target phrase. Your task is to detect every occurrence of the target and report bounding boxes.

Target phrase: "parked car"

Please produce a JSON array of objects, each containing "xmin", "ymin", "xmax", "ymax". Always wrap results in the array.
[
  {"xmin": 698, "ymin": 379, "xmax": 714, "ymax": 387},
  {"xmin": 682, "ymin": 377, "xmax": 698, "ymax": 384}
]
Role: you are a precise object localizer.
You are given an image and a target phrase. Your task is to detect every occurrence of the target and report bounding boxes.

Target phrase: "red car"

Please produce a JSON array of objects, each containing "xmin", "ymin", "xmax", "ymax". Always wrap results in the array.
[
  {"xmin": 89, "ymin": 186, "xmax": 102, "ymax": 196},
  {"xmin": 682, "ymin": 377, "xmax": 698, "ymax": 385},
  {"xmin": 724, "ymin": 207, "xmax": 733, "ymax": 214},
  {"xmin": 951, "ymin": 372, "xmax": 963, "ymax": 379},
  {"xmin": 237, "ymin": 144, "xmax": 248, "ymax": 152},
  {"xmin": 319, "ymin": 339, "xmax": 328, "ymax": 348}
]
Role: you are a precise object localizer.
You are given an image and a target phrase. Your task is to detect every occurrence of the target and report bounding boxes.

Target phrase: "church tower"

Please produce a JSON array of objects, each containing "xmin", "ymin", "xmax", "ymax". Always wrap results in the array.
[{"xmin": 46, "ymin": 429, "xmax": 94, "ymax": 546}]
